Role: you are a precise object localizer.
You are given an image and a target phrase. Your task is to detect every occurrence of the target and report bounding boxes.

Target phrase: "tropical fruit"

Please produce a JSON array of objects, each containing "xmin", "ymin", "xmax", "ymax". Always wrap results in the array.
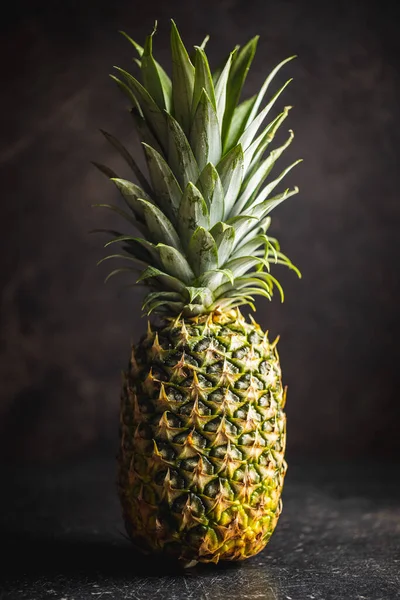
[{"xmin": 94, "ymin": 21, "xmax": 301, "ymax": 565}]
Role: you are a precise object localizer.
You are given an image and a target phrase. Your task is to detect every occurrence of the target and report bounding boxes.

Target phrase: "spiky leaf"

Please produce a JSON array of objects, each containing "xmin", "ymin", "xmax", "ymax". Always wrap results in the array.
[
  {"xmin": 170, "ymin": 20, "xmax": 195, "ymax": 135},
  {"xmin": 222, "ymin": 36, "xmax": 259, "ymax": 145},
  {"xmin": 214, "ymin": 50, "xmax": 235, "ymax": 129},
  {"xmin": 178, "ymin": 182, "xmax": 209, "ymax": 248},
  {"xmin": 138, "ymin": 265, "xmax": 187, "ymax": 293},
  {"xmin": 188, "ymin": 227, "xmax": 218, "ymax": 276},
  {"xmin": 100, "ymin": 130, "xmax": 151, "ymax": 194},
  {"xmin": 249, "ymin": 163, "xmax": 302, "ymax": 213},
  {"xmin": 142, "ymin": 26, "xmax": 172, "ymax": 111},
  {"xmin": 131, "ymin": 107, "xmax": 163, "ymax": 155},
  {"xmin": 196, "ymin": 163, "xmax": 225, "ymax": 226},
  {"xmin": 190, "ymin": 89, "xmax": 222, "ymax": 171},
  {"xmin": 246, "ymin": 56, "xmax": 296, "ymax": 126},
  {"xmin": 142, "ymin": 143, "xmax": 182, "ymax": 222},
  {"xmin": 210, "ymin": 222, "xmax": 236, "ymax": 266},
  {"xmin": 114, "ymin": 67, "xmax": 168, "ymax": 149},
  {"xmin": 136, "ymin": 199, "xmax": 182, "ymax": 249},
  {"xmin": 166, "ymin": 113, "xmax": 200, "ymax": 187},
  {"xmin": 238, "ymin": 79, "xmax": 292, "ymax": 152},
  {"xmin": 192, "ymin": 46, "xmax": 216, "ymax": 118},
  {"xmin": 234, "ymin": 130, "xmax": 295, "ymax": 215},
  {"xmin": 157, "ymin": 244, "xmax": 195, "ymax": 283},
  {"xmin": 111, "ymin": 178, "xmax": 153, "ymax": 222},
  {"xmin": 217, "ymin": 144, "xmax": 244, "ymax": 218}
]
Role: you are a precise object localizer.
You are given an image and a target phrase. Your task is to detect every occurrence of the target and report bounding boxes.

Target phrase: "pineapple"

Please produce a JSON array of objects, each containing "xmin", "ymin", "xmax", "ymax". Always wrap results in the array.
[{"xmin": 94, "ymin": 21, "xmax": 301, "ymax": 566}]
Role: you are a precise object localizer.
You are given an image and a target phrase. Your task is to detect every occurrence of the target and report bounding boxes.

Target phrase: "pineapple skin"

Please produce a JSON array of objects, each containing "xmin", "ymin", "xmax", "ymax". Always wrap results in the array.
[{"xmin": 118, "ymin": 309, "xmax": 287, "ymax": 565}]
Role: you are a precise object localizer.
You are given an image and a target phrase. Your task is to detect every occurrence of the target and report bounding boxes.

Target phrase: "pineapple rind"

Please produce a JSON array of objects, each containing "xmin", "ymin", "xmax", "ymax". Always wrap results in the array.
[{"xmin": 118, "ymin": 309, "xmax": 287, "ymax": 564}]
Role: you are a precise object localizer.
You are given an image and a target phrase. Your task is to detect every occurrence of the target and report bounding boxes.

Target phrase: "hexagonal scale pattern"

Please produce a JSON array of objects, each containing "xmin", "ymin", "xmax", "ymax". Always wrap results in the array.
[{"xmin": 118, "ymin": 309, "xmax": 287, "ymax": 565}]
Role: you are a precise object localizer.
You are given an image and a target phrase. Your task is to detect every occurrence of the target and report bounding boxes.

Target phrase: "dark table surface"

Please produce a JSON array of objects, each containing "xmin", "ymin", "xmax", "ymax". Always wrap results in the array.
[{"xmin": 1, "ymin": 454, "xmax": 399, "ymax": 600}]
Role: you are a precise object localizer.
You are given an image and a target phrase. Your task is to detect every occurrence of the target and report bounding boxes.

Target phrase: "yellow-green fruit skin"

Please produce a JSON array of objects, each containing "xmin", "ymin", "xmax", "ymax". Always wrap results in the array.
[{"xmin": 118, "ymin": 310, "xmax": 287, "ymax": 565}]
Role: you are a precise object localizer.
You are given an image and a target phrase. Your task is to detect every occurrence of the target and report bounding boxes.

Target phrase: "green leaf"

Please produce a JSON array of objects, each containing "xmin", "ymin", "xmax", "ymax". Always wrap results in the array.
[
  {"xmin": 223, "ymin": 95, "xmax": 256, "ymax": 154},
  {"xmin": 137, "ymin": 265, "xmax": 187, "ymax": 293},
  {"xmin": 136, "ymin": 198, "xmax": 182, "ymax": 249},
  {"xmin": 111, "ymin": 178, "xmax": 153, "ymax": 221},
  {"xmin": 231, "ymin": 234, "xmax": 269, "ymax": 259},
  {"xmin": 236, "ymin": 215, "xmax": 272, "ymax": 250},
  {"xmin": 248, "ymin": 187, "xmax": 299, "ymax": 229},
  {"xmin": 190, "ymin": 35, "xmax": 211, "ymax": 63},
  {"xmin": 142, "ymin": 25, "xmax": 172, "ymax": 111},
  {"xmin": 214, "ymin": 50, "xmax": 235, "ymax": 131},
  {"xmin": 213, "ymin": 296, "xmax": 256, "ymax": 312},
  {"xmin": 210, "ymin": 222, "xmax": 236, "ymax": 266},
  {"xmin": 178, "ymin": 182, "xmax": 209, "ymax": 248},
  {"xmin": 104, "ymin": 235, "xmax": 160, "ymax": 264},
  {"xmin": 199, "ymin": 35, "xmax": 210, "ymax": 50},
  {"xmin": 198, "ymin": 268, "xmax": 234, "ymax": 291},
  {"xmin": 196, "ymin": 163, "xmax": 225, "ymax": 226},
  {"xmin": 265, "ymin": 251, "xmax": 302, "ymax": 278},
  {"xmin": 97, "ymin": 253, "xmax": 147, "ymax": 268},
  {"xmin": 188, "ymin": 226, "xmax": 218, "ymax": 276},
  {"xmin": 222, "ymin": 36, "xmax": 259, "ymax": 145},
  {"xmin": 246, "ymin": 56, "xmax": 296, "ymax": 126},
  {"xmin": 217, "ymin": 144, "xmax": 244, "ymax": 219},
  {"xmin": 119, "ymin": 30, "xmax": 144, "ymax": 57},
  {"xmin": 104, "ymin": 267, "xmax": 139, "ymax": 284},
  {"xmin": 157, "ymin": 244, "xmax": 194, "ymax": 284},
  {"xmin": 224, "ymin": 256, "xmax": 267, "ymax": 278},
  {"xmin": 238, "ymin": 79, "xmax": 292, "ymax": 152},
  {"xmin": 142, "ymin": 291, "xmax": 182, "ymax": 309},
  {"xmin": 145, "ymin": 299, "xmax": 185, "ymax": 315},
  {"xmin": 92, "ymin": 203, "xmax": 139, "ymax": 229},
  {"xmin": 109, "ymin": 75, "xmax": 141, "ymax": 111},
  {"xmin": 142, "ymin": 143, "xmax": 183, "ymax": 223},
  {"xmin": 120, "ymin": 28, "xmax": 172, "ymax": 110},
  {"xmin": 236, "ymin": 276, "xmax": 272, "ymax": 293},
  {"xmin": 243, "ymin": 106, "xmax": 291, "ymax": 174},
  {"xmin": 234, "ymin": 130, "xmax": 295, "ymax": 216},
  {"xmin": 260, "ymin": 216, "xmax": 272, "ymax": 233},
  {"xmin": 213, "ymin": 276, "xmax": 272, "ymax": 301},
  {"xmin": 100, "ymin": 129, "xmax": 151, "ymax": 194},
  {"xmin": 190, "ymin": 89, "xmax": 222, "ymax": 171},
  {"xmin": 192, "ymin": 46, "xmax": 216, "ymax": 119},
  {"xmin": 251, "ymin": 272, "xmax": 286, "ymax": 302},
  {"xmin": 89, "ymin": 228, "xmax": 122, "ymax": 238},
  {"xmin": 170, "ymin": 19, "xmax": 195, "ymax": 135},
  {"xmin": 185, "ymin": 286, "xmax": 212, "ymax": 305},
  {"xmin": 113, "ymin": 67, "xmax": 168, "ymax": 150},
  {"xmin": 131, "ymin": 107, "xmax": 163, "ymax": 155},
  {"xmin": 226, "ymin": 214, "xmax": 259, "ymax": 247},
  {"xmin": 91, "ymin": 162, "xmax": 118, "ymax": 179},
  {"xmin": 166, "ymin": 113, "xmax": 200, "ymax": 188},
  {"xmin": 249, "ymin": 165, "xmax": 301, "ymax": 213},
  {"xmin": 225, "ymin": 287, "xmax": 272, "ymax": 300}
]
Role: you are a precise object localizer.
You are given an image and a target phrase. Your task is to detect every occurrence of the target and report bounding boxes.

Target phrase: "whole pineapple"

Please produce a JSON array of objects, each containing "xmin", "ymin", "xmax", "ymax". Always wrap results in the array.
[{"xmin": 95, "ymin": 21, "xmax": 301, "ymax": 566}]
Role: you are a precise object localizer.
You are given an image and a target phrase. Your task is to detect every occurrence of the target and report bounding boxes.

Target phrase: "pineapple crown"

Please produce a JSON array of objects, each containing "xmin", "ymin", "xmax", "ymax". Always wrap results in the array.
[{"xmin": 93, "ymin": 20, "xmax": 301, "ymax": 317}]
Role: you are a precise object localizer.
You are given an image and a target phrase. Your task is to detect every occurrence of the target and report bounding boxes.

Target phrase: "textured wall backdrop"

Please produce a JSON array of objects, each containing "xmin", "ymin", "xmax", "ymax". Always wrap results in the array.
[{"xmin": 1, "ymin": 0, "xmax": 399, "ymax": 462}]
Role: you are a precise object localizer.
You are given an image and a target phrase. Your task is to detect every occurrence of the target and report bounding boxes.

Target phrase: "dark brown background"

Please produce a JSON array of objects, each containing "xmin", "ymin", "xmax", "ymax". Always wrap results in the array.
[{"xmin": 1, "ymin": 0, "xmax": 399, "ymax": 463}]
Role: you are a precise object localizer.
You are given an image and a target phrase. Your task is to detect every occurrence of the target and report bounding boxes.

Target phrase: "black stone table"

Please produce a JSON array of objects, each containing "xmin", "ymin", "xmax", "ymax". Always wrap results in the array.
[{"xmin": 1, "ymin": 454, "xmax": 399, "ymax": 599}]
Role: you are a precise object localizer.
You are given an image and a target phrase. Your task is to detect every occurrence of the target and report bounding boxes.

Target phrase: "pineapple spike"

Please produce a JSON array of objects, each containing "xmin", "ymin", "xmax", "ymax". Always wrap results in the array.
[
  {"xmin": 282, "ymin": 385, "xmax": 288, "ymax": 408},
  {"xmin": 130, "ymin": 347, "xmax": 139, "ymax": 376},
  {"xmin": 151, "ymin": 332, "xmax": 162, "ymax": 355},
  {"xmin": 179, "ymin": 320, "xmax": 190, "ymax": 344},
  {"xmin": 172, "ymin": 312, "xmax": 183, "ymax": 328},
  {"xmin": 146, "ymin": 320, "xmax": 153, "ymax": 338},
  {"xmin": 271, "ymin": 334, "xmax": 280, "ymax": 349}
]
